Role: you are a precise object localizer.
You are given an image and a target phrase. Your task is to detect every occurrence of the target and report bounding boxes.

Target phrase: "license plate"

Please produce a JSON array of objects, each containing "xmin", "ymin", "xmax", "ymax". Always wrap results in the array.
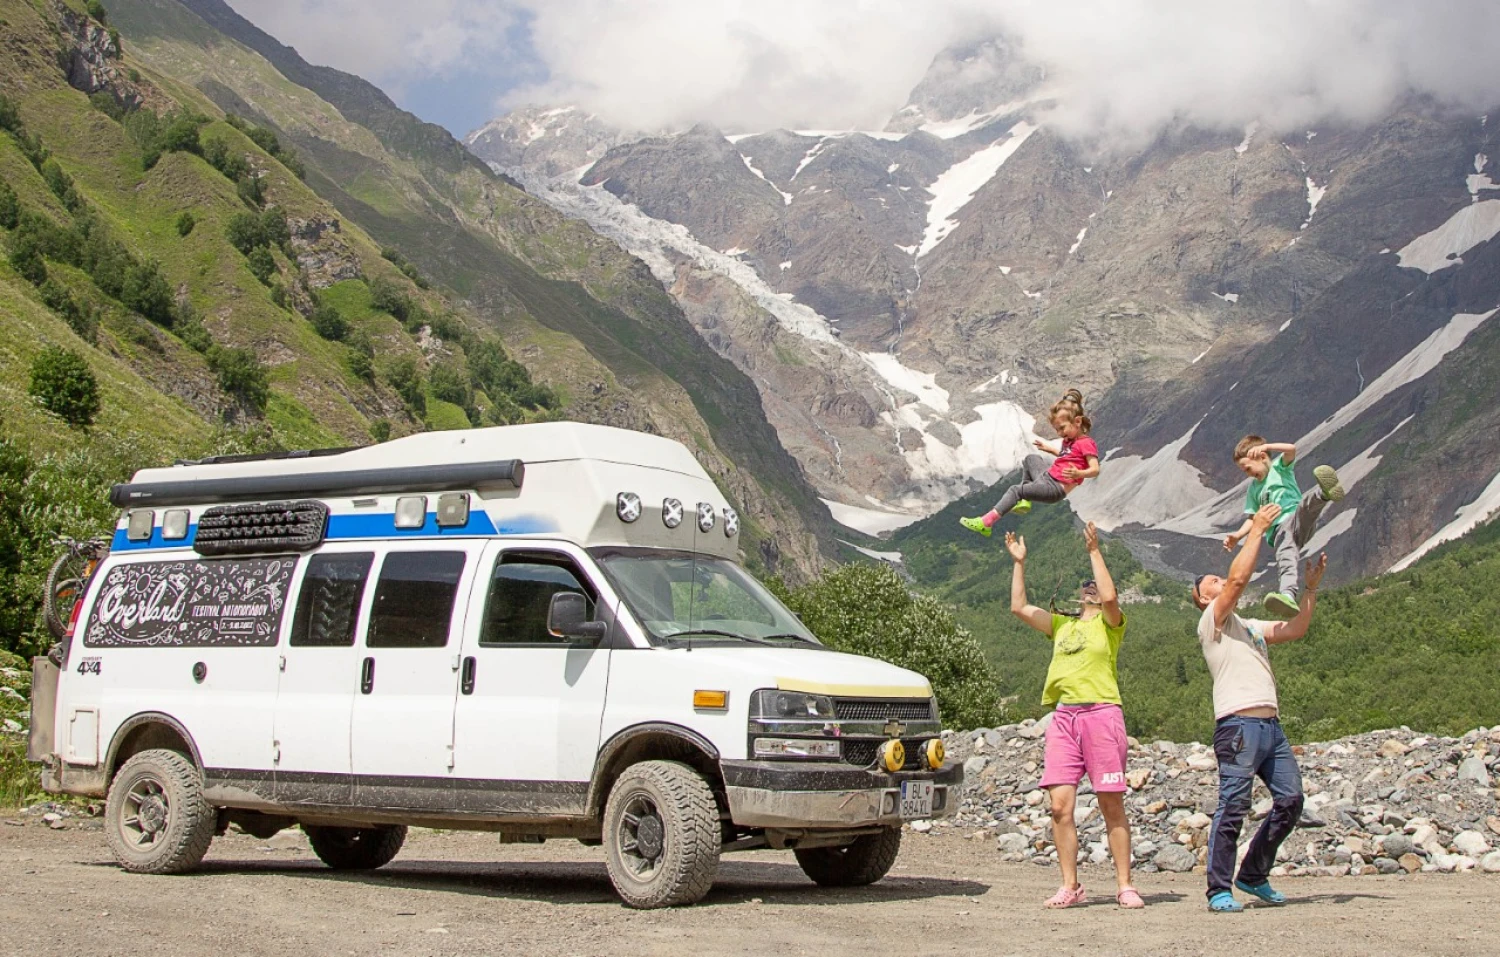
[{"xmin": 899, "ymin": 780, "xmax": 934, "ymax": 820}]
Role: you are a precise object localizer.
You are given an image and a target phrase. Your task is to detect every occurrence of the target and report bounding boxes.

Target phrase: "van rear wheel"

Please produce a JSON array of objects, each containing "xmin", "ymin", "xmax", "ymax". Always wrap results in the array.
[
  {"xmin": 304, "ymin": 824, "xmax": 407, "ymax": 870},
  {"xmin": 105, "ymin": 749, "xmax": 216, "ymax": 874},
  {"xmin": 794, "ymin": 827, "xmax": 902, "ymax": 886},
  {"xmin": 603, "ymin": 760, "xmax": 721, "ymax": 908}
]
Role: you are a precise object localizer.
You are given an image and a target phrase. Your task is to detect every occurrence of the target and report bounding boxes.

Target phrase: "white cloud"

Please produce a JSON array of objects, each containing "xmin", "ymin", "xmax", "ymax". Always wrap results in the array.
[
  {"xmin": 228, "ymin": 0, "xmax": 1500, "ymax": 143},
  {"xmin": 225, "ymin": 0, "xmax": 520, "ymax": 85}
]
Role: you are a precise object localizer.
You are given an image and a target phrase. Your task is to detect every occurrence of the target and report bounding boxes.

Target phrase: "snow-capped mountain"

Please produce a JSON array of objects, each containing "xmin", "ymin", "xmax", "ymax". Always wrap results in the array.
[{"xmin": 468, "ymin": 44, "xmax": 1500, "ymax": 583}]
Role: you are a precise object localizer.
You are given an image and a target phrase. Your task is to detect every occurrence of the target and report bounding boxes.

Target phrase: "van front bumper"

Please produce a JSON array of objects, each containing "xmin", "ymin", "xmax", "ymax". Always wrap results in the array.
[{"xmin": 720, "ymin": 759, "xmax": 963, "ymax": 829}]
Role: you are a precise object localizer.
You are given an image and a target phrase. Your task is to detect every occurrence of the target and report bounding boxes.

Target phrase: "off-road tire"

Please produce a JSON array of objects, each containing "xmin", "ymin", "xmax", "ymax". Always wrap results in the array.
[
  {"xmin": 794, "ymin": 827, "xmax": 902, "ymax": 887},
  {"xmin": 105, "ymin": 749, "xmax": 216, "ymax": 874},
  {"xmin": 603, "ymin": 760, "xmax": 721, "ymax": 908},
  {"xmin": 304, "ymin": 824, "xmax": 407, "ymax": 870}
]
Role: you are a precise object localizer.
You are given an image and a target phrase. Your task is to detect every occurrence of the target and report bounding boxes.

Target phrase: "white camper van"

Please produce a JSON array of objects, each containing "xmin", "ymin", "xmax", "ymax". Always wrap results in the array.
[{"xmin": 28, "ymin": 423, "xmax": 960, "ymax": 908}]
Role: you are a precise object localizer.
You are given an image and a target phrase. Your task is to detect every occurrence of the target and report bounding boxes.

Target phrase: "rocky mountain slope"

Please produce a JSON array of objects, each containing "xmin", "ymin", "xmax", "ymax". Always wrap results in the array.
[
  {"xmin": 471, "ymin": 42, "xmax": 1500, "ymax": 583},
  {"xmin": 0, "ymin": 0, "xmax": 839, "ymax": 586}
]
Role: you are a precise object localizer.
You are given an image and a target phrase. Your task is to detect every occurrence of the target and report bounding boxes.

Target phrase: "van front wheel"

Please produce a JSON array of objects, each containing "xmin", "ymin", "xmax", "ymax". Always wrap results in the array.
[
  {"xmin": 603, "ymin": 760, "xmax": 721, "ymax": 908},
  {"xmin": 794, "ymin": 827, "xmax": 902, "ymax": 886},
  {"xmin": 304, "ymin": 825, "xmax": 407, "ymax": 870},
  {"xmin": 105, "ymin": 749, "xmax": 216, "ymax": 874}
]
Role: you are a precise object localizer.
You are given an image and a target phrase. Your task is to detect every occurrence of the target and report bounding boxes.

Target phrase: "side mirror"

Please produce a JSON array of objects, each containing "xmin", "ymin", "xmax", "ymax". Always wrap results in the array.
[{"xmin": 547, "ymin": 592, "xmax": 607, "ymax": 642}]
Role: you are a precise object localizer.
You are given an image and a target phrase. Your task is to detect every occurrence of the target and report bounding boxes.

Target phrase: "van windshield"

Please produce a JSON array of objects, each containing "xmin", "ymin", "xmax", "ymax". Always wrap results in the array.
[{"xmin": 591, "ymin": 549, "xmax": 819, "ymax": 647}]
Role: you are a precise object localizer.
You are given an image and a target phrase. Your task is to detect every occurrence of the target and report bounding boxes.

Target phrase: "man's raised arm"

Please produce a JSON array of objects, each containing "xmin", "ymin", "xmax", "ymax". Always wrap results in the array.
[
  {"xmin": 1007, "ymin": 532, "xmax": 1053, "ymax": 635},
  {"xmin": 1213, "ymin": 503, "xmax": 1281, "ymax": 629}
]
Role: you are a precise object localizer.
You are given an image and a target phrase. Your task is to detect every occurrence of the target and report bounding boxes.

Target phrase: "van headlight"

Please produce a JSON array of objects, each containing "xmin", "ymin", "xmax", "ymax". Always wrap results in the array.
[{"xmin": 750, "ymin": 689, "xmax": 835, "ymax": 719}]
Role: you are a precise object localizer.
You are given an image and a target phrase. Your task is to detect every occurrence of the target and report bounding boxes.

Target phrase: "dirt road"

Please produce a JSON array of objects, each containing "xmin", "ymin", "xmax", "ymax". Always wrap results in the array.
[{"xmin": 1, "ymin": 820, "xmax": 1494, "ymax": 957}]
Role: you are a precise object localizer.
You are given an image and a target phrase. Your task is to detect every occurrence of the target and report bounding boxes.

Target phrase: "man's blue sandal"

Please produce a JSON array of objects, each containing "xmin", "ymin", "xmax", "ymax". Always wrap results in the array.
[
  {"xmin": 1234, "ymin": 880, "xmax": 1286, "ymax": 905},
  {"xmin": 1208, "ymin": 891, "xmax": 1243, "ymax": 913}
]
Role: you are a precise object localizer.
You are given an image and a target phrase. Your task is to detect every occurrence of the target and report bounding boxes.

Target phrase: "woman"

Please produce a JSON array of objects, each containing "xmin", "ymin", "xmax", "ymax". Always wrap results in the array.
[{"xmin": 1006, "ymin": 522, "xmax": 1143, "ymax": 909}]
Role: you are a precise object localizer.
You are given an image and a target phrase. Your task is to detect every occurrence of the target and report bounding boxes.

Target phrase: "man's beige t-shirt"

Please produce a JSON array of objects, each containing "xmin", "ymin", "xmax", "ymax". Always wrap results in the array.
[{"xmin": 1198, "ymin": 605, "xmax": 1279, "ymax": 719}]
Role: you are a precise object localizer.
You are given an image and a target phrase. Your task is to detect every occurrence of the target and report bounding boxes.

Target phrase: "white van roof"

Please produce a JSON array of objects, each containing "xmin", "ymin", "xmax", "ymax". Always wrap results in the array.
[{"xmin": 109, "ymin": 423, "xmax": 742, "ymax": 559}]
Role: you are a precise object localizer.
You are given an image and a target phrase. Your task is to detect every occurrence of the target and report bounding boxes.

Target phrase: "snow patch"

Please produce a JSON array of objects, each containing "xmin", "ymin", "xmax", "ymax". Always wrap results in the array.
[
  {"xmin": 999, "ymin": 265, "xmax": 1012, "ymax": 275},
  {"xmin": 862, "ymin": 352, "xmax": 949, "ymax": 414},
  {"xmin": 1298, "ymin": 309, "xmax": 1497, "ymax": 454},
  {"xmin": 887, "ymin": 163, "xmax": 901, "ymax": 173},
  {"xmin": 822, "ymin": 499, "xmax": 923, "ymax": 536},
  {"xmin": 894, "ymin": 243, "xmax": 917, "ymax": 256},
  {"xmin": 918, "ymin": 121, "xmax": 1038, "ymax": 257},
  {"xmin": 1213, "ymin": 292, "xmax": 1240, "ymax": 303},
  {"xmin": 723, "ymin": 246, "xmax": 748, "ymax": 256},
  {"xmin": 1069, "ymin": 422, "xmax": 1218, "ymax": 531},
  {"xmin": 840, "ymin": 540, "xmax": 905, "ymax": 564},
  {"xmin": 779, "ymin": 261, "xmax": 791, "ymax": 271},
  {"xmin": 1390, "ymin": 468, "xmax": 1500, "ymax": 571},
  {"xmin": 739, "ymin": 153, "xmax": 794, "ymax": 205},
  {"xmin": 1467, "ymin": 153, "xmax": 1498, "ymax": 201},
  {"xmin": 1069, "ymin": 227, "xmax": 1088, "ymax": 256},
  {"xmin": 917, "ymin": 99, "xmax": 1033, "ymax": 139},
  {"xmin": 1235, "ymin": 122, "xmax": 1259, "ymax": 154},
  {"xmin": 1191, "ymin": 348, "xmax": 1210, "ymax": 364},
  {"xmin": 971, "ymin": 370, "xmax": 1012, "ymax": 393},
  {"xmin": 1396, "ymin": 201, "xmax": 1500, "ymax": 272},
  {"xmin": 1279, "ymin": 317, "xmax": 1295, "ymax": 332},
  {"xmin": 1301, "ymin": 177, "xmax": 1327, "ymax": 229},
  {"xmin": 1303, "ymin": 509, "xmax": 1356, "ymax": 554},
  {"xmin": 792, "ymin": 138, "xmax": 831, "ymax": 181}
]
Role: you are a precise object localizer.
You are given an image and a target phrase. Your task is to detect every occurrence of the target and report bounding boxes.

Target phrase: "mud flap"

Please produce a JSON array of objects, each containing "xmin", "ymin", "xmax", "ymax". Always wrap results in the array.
[{"xmin": 27, "ymin": 656, "xmax": 59, "ymax": 763}]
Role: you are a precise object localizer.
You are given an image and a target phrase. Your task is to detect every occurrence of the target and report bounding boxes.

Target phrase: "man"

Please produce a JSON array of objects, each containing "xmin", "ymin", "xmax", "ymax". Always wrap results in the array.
[
  {"xmin": 1191, "ymin": 502, "xmax": 1328, "ymax": 913},
  {"xmin": 1007, "ymin": 522, "xmax": 1143, "ymax": 909}
]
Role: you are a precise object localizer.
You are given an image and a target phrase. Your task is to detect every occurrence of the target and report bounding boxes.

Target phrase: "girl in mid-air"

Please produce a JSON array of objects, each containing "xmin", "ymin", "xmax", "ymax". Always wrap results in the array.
[{"xmin": 961, "ymin": 389, "xmax": 1099, "ymax": 537}]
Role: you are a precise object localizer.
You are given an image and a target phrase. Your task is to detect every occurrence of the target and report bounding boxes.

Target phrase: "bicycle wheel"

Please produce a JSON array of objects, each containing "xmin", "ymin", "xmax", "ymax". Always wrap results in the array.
[{"xmin": 43, "ymin": 554, "xmax": 89, "ymax": 640}]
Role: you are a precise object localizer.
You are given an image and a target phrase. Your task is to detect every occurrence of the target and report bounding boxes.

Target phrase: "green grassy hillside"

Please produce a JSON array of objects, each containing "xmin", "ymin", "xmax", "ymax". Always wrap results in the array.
[{"xmin": 105, "ymin": 0, "xmax": 840, "ymax": 579}]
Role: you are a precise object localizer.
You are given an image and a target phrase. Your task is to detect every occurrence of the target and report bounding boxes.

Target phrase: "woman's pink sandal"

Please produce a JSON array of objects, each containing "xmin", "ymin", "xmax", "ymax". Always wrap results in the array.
[
  {"xmin": 1117, "ymin": 886, "xmax": 1145, "ymax": 909},
  {"xmin": 1044, "ymin": 884, "xmax": 1087, "ymax": 908}
]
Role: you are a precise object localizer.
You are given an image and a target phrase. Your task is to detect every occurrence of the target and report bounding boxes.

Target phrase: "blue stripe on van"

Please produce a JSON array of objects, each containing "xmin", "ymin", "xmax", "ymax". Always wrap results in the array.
[{"xmin": 111, "ymin": 509, "xmax": 509, "ymax": 551}]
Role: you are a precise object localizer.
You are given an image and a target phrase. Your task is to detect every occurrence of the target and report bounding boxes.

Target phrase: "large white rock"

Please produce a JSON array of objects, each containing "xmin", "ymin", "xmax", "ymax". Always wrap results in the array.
[{"xmin": 1452, "ymin": 831, "xmax": 1492, "ymax": 856}]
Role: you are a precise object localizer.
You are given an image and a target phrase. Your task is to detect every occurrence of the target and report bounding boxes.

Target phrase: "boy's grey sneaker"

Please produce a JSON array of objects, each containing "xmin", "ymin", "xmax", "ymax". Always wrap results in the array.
[
  {"xmin": 1264, "ymin": 592, "xmax": 1299, "ymax": 619},
  {"xmin": 1313, "ymin": 465, "xmax": 1345, "ymax": 502}
]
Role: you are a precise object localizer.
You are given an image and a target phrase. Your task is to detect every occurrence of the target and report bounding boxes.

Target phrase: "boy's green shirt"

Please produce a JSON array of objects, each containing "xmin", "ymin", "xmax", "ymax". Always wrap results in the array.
[{"xmin": 1244, "ymin": 453, "xmax": 1300, "ymax": 543}]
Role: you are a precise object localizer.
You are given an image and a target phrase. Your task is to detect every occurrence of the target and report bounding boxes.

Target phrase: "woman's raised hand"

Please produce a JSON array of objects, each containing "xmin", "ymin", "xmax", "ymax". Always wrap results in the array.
[
  {"xmin": 1084, "ymin": 521, "xmax": 1100, "ymax": 553},
  {"xmin": 1005, "ymin": 531, "xmax": 1027, "ymax": 562}
]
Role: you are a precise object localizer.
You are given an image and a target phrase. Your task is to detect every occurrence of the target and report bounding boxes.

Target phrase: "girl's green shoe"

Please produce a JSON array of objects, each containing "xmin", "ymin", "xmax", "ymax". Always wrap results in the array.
[
  {"xmin": 1012, "ymin": 499, "xmax": 1032, "ymax": 515},
  {"xmin": 959, "ymin": 516, "xmax": 991, "ymax": 537}
]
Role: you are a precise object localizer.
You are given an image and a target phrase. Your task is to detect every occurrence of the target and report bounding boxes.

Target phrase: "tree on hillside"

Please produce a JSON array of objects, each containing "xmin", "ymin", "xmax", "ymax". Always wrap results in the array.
[
  {"xmin": 778, "ymin": 563, "xmax": 1003, "ymax": 729},
  {"xmin": 29, "ymin": 346, "xmax": 100, "ymax": 428}
]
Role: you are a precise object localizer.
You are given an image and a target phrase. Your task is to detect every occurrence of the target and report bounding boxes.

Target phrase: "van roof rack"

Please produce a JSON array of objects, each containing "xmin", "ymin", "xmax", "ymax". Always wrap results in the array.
[
  {"xmin": 173, "ymin": 446, "xmax": 360, "ymax": 468},
  {"xmin": 110, "ymin": 458, "xmax": 525, "ymax": 509}
]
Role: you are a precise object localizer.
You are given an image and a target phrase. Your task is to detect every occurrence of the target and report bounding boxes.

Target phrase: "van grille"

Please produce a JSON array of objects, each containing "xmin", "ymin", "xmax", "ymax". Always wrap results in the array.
[{"xmin": 832, "ymin": 698, "xmax": 934, "ymax": 723}]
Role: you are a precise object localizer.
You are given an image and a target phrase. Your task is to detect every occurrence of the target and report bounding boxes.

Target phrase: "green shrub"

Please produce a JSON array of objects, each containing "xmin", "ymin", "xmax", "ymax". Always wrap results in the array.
[
  {"xmin": 39, "ymin": 158, "xmax": 81, "ymax": 212},
  {"xmin": 0, "ymin": 94, "xmax": 19, "ymax": 133},
  {"xmin": 175, "ymin": 210, "xmax": 195, "ymax": 236},
  {"xmin": 236, "ymin": 174, "xmax": 263, "ymax": 208},
  {"xmin": 7, "ymin": 233, "xmax": 46, "ymax": 285},
  {"xmin": 309, "ymin": 302, "xmax": 347, "ymax": 341},
  {"xmin": 38, "ymin": 279, "xmax": 97, "ymax": 342},
  {"xmin": 777, "ymin": 563, "xmax": 1004, "ymax": 730},
  {"xmin": 224, "ymin": 211, "xmax": 265, "ymax": 254},
  {"xmin": 0, "ymin": 178, "xmax": 17, "ymax": 229},
  {"xmin": 88, "ymin": 91, "xmax": 124, "ymax": 121},
  {"xmin": 208, "ymin": 346, "xmax": 269, "ymax": 413},
  {"xmin": 172, "ymin": 300, "xmax": 213, "ymax": 353},
  {"xmin": 120, "ymin": 261, "xmax": 173, "ymax": 325},
  {"xmin": 15, "ymin": 130, "xmax": 49, "ymax": 171},
  {"xmin": 384, "ymin": 355, "xmax": 425, "ymax": 415},
  {"xmin": 369, "ymin": 276, "xmax": 411, "ymax": 322},
  {"xmin": 429, "ymin": 359, "xmax": 471, "ymax": 407},
  {"xmin": 201, "ymin": 136, "xmax": 249, "ymax": 181},
  {"xmin": 345, "ymin": 348, "xmax": 373, "ymax": 382},
  {"xmin": 85, "ymin": 0, "xmax": 108, "ymax": 23},
  {"xmin": 28, "ymin": 346, "xmax": 101, "ymax": 427},
  {"xmin": 260, "ymin": 206, "xmax": 290, "ymax": 249},
  {"xmin": 245, "ymin": 246, "xmax": 276, "ymax": 285},
  {"xmin": 369, "ymin": 418, "xmax": 391, "ymax": 443}
]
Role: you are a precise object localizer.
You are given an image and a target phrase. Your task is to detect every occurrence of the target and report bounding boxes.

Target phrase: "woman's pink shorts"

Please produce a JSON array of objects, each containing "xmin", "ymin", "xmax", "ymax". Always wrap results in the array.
[{"xmin": 1040, "ymin": 703, "xmax": 1128, "ymax": 792}]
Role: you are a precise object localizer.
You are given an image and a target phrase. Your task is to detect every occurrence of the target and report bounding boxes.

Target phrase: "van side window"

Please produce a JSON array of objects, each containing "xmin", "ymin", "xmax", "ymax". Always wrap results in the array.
[
  {"xmin": 367, "ymin": 551, "xmax": 466, "ymax": 649},
  {"xmin": 481, "ymin": 555, "xmax": 595, "ymax": 646},
  {"xmin": 290, "ymin": 553, "xmax": 373, "ymax": 647}
]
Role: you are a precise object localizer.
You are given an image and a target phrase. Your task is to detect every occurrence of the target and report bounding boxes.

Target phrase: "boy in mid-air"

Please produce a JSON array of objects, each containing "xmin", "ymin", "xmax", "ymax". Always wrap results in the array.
[{"xmin": 1222, "ymin": 436, "xmax": 1343, "ymax": 619}]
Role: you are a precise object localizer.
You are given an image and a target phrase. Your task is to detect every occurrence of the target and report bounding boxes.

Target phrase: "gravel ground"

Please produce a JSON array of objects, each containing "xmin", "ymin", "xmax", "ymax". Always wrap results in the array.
[{"xmin": 1, "ymin": 821, "xmax": 1496, "ymax": 957}]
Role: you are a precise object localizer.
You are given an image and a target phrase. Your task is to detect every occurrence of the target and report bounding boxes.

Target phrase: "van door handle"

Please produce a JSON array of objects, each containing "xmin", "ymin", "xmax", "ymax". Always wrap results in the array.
[
  {"xmin": 460, "ymin": 656, "xmax": 476, "ymax": 695},
  {"xmin": 360, "ymin": 657, "xmax": 375, "ymax": 694}
]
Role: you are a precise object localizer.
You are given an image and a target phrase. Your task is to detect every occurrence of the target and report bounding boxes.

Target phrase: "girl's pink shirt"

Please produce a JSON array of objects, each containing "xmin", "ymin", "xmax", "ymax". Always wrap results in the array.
[{"xmin": 1049, "ymin": 435, "xmax": 1099, "ymax": 486}]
